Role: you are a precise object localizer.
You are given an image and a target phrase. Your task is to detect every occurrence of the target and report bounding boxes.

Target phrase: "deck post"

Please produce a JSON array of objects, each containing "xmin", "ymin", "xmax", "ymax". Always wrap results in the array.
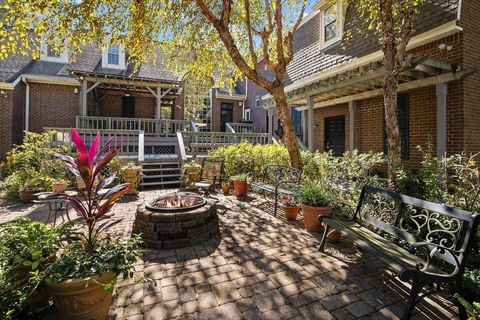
[
  {"xmin": 81, "ymin": 79, "xmax": 88, "ymax": 116},
  {"xmin": 138, "ymin": 130, "xmax": 145, "ymax": 162},
  {"xmin": 268, "ymin": 108, "xmax": 273, "ymax": 143},
  {"xmin": 348, "ymin": 101, "xmax": 356, "ymax": 152},
  {"xmin": 307, "ymin": 95, "xmax": 314, "ymax": 151},
  {"xmin": 436, "ymin": 83, "xmax": 447, "ymax": 158}
]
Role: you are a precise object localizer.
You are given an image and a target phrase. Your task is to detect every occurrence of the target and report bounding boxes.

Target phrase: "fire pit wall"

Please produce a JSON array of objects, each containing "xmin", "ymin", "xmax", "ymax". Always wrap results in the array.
[{"xmin": 133, "ymin": 199, "xmax": 219, "ymax": 249}]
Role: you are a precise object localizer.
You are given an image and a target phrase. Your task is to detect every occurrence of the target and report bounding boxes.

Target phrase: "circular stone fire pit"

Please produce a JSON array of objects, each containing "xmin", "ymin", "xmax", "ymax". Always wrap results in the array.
[{"xmin": 133, "ymin": 192, "xmax": 219, "ymax": 249}]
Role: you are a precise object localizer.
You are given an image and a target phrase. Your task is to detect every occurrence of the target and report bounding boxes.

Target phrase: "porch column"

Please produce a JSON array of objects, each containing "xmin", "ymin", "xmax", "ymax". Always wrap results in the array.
[
  {"xmin": 348, "ymin": 101, "xmax": 356, "ymax": 152},
  {"xmin": 156, "ymin": 87, "xmax": 162, "ymax": 119},
  {"xmin": 436, "ymin": 83, "xmax": 447, "ymax": 158},
  {"xmin": 307, "ymin": 95, "xmax": 314, "ymax": 152},
  {"xmin": 268, "ymin": 108, "xmax": 273, "ymax": 143},
  {"xmin": 302, "ymin": 110, "xmax": 307, "ymax": 144},
  {"xmin": 81, "ymin": 79, "xmax": 88, "ymax": 116}
]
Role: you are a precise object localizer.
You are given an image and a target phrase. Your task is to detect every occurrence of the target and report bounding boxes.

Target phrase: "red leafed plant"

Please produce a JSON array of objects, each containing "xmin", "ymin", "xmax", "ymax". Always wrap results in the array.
[
  {"xmin": 281, "ymin": 194, "xmax": 298, "ymax": 207},
  {"xmin": 53, "ymin": 128, "xmax": 131, "ymax": 253}
]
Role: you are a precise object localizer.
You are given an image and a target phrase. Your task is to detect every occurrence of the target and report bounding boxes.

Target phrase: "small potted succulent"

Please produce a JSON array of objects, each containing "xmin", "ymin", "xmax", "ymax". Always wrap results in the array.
[
  {"xmin": 232, "ymin": 173, "xmax": 248, "ymax": 198},
  {"xmin": 281, "ymin": 194, "xmax": 300, "ymax": 221},
  {"xmin": 48, "ymin": 129, "xmax": 143, "ymax": 320},
  {"xmin": 51, "ymin": 179, "xmax": 68, "ymax": 192},
  {"xmin": 299, "ymin": 183, "xmax": 331, "ymax": 232},
  {"xmin": 119, "ymin": 162, "xmax": 142, "ymax": 195}
]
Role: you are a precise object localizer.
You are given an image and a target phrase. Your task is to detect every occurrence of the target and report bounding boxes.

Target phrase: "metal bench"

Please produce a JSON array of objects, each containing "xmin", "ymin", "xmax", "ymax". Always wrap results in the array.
[
  {"xmin": 318, "ymin": 185, "xmax": 480, "ymax": 320},
  {"xmin": 248, "ymin": 165, "xmax": 302, "ymax": 217}
]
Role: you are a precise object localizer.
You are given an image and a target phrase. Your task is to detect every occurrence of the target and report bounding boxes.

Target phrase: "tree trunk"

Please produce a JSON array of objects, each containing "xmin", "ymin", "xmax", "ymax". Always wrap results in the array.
[{"xmin": 271, "ymin": 86, "xmax": 303, "ymax": 169}]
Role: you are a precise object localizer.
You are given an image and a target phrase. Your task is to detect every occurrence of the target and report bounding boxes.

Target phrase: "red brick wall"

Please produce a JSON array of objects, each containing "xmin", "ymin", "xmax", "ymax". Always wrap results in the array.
[
  {"xmin": 354, "ymin": 96, "xmax": 384, "ymax": 154},
  {"xmin": 211, "ymin": 90, "xmax": 244, "ymax": 132},
  {"xmin": 12, "ymin": 83, "xmax": 25, "ymax": 145},
  {"xmin": 98, "ymin": 93, "xmax": 155, "ymax": 118},
  {"xmin": 313, "ymin": 104, "xmax": 350, "ymax": 152},
  {"xmin": 29, "ymin": 83, "xmax": 78, "ymax": 133},
  {"xmin": 0, "ymin": 89, "xmax": 14, "ymax": 159},
  {"xmin": 459, "ymin": 1, "xmax": 480, "ymax": 154}
]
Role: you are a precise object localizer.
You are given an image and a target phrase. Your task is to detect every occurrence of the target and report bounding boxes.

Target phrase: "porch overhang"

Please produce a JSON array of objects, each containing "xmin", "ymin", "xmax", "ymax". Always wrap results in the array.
[{"xmin": 261, "ymin": 54, "xmax": 475, "ymax": 110}]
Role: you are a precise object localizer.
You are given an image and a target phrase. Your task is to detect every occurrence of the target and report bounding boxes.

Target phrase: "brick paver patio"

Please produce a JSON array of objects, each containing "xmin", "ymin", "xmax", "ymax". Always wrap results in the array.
[{"xmin": 0, "ymin": 190, "xmax": 459, "ymax": 320}]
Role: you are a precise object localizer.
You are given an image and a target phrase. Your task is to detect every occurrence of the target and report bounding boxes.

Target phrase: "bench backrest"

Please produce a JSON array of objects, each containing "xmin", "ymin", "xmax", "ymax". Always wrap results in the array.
[
  {"xmin": 262, "ymin": 165, "xmax": 302, "ymax": 187},
  {"xmin": 354, "ymin": 185, "xmax": 479, "ymax": 270},
  {"xmin": 199, "ymin": 158, "xmax": 224, "ymax": 183}
]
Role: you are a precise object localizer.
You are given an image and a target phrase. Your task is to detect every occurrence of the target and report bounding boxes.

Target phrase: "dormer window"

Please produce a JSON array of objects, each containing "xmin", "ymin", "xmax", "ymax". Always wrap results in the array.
[
  {"xmin": 102, "ymin": 43, "xmax": 126, "ymax": 69},
  {"xmin": 107, "ymin": 45, "xmax": 120, "ymax": 65},
  {"xmin": 47, "ymin": 45, "xmax": 60, "ymax": 58},
  {"xmin": 319, "ymin": 1, "xmax": 344, "ymax": 48}
]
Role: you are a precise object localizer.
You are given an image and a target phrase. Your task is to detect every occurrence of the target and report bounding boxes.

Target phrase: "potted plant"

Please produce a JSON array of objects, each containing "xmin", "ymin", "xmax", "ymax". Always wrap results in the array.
[
  {"xmin": 299, "ymin": 183, "xmax": 332, "ymax": 232},
  {"xmin": 232, "ymin": 174, "xmax": 248, "ymax": 197},
  {"xmin": 119, "ymin": 162, "xmax": 142, "ymax": 195},
  {"xmin": 183, "ymin": 161, "xmax": 202, "ymax": 184},
  {"xmin": 281, "ymin": 194, "xmax": 300, "ymax": 221},
  {"xmin": 221, "ymin": 178, "xmax": 231, "ymax": 195},
  {"xmin": 18, "ymin": 178, "xmax": 42, "ymax": 204},
  {"xmin": 47, "ymin": 129, "xmax": 143, "ymax": 320},
  {"xmin": 0, "ymin": 218, "xmax": 71, "ymax": 319},
  {"xmin": 51, "ymin": 179, "xmax": 68, "ymax": 192}
]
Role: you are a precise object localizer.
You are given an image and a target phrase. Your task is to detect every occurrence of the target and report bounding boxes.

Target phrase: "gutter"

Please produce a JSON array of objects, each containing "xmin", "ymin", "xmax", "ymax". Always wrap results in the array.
[
  {"xmin": 21, "ymin": 77, "xmax": 30, "ymax": 131},
  {"xmin": 262, "ymin": 21, "xmax": 463, "ymax": 101},
  {"xmin": 22, "ymin": 74, "xmax": 80, "ymax": 86}
]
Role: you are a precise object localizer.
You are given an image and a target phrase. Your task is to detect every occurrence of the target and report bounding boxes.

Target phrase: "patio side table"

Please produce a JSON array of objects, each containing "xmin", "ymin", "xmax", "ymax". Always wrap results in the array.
[{"xmin": 34, "ymin": 191, "xmax": 78, "ymax": 226}]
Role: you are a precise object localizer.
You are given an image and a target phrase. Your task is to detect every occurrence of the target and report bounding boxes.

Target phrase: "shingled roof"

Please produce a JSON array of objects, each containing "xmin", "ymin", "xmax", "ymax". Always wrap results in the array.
[
  {"xmin": 283, "ymin": 0, "xmax": 460, "ymax": 87},
  {"xmin": 0, "ymin": 43, "xmax": 180, "ymax": 83}
]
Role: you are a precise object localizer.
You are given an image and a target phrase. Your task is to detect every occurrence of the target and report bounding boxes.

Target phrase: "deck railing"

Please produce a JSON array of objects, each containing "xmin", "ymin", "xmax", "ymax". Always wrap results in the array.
[
  {"xmin": 180, "ymin": 131, "xmax": 270, "ymax": 157},
  {"xmin": 76, "ymin": 116, "xmax": 191, "ymax": 137},
  {"xmin": 44, "ymin": 127, "xmax": 144, "ymax": 160},
  {"xmin": 225, "ymin": 122, "xmax": 263, "ymax": 133}
]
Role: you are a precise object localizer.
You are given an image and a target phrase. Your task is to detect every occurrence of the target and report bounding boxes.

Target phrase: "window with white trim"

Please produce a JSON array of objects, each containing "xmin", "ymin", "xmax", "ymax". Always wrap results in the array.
[
  {"xmin": 107, "ymin": 45, "xmax": 120, "ymax": 65},
  {"xmin": 255, "ymin": 93, "xmax": 262, "ymax": 108},
  {"xmin": 245, "ymin": 109, "xmax": 251, "ymax": 121},
  {"xmin": 47, "ymin": 45, "xmax": 60, "ymax": 58},
  {"xmin": 319, "ymin": 1, "xmax": 343, "ymax": 48},
  {"xmin": 40, "ymin": 36, "xmax": 68, "ymax": 63}
]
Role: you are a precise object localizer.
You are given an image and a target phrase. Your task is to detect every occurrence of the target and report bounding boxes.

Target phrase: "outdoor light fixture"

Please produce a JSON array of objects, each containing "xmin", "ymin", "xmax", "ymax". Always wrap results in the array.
[
  {"xmin": 438, "ymin": 43, "xmax": 453, "ymax": 51},
  {"xmin": 74, "ymin": 88, "xmax": 78, "ymax": 94}
]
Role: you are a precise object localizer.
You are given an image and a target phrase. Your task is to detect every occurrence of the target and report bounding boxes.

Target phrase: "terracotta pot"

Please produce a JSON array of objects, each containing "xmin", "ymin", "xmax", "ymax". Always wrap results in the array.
[
  {"xmin": 51, "ymin": 181, "xmax": 67, "ymax": 192},
  {"xmin": 19, "ymin": 189, "xmax": 40, "ymax": 204},
  {"xmin": 76, "ymin": 176, "xmax": 99, "ymax": 190},
  {"xmin": 283, "ymin": 205, "xmax": 300, "ymax": 221},
  {"xmin": 233, "ymin": 180, "xmax": 247, "ymax": 197},
  {"xmin": 46, "ymin": 271, "xmax": 116, "ymax": 320},
  {"xmin": 222, "ymin": 183, "xmax": 231, "ymax": 195},
  {"xmin": 301, "ymin": 204, "xmax": 332, "ymax": 232}
]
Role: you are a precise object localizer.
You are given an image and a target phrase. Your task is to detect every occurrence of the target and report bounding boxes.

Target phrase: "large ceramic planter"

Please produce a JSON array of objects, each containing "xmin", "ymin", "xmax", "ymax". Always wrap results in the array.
[
  {"xmin": 121, "ymin": 168, "xmax": 141, "ymax": 195},
  {"xmin": 301, "ymin": 204, "xmax": 332, "ymax": 232},
  {"xmin": 233, "ymin": 180, "xmax": 247, "ymax": 197},
  {"xmin": 282, "ymin": 206, "xmax": 300, "ymax": 221},
  {"xmin": 19, "ymin": 189, "xmax": 40, "ymax": 204},
  {"xmin": 46, "ymin": 271, "xmax": 116, "ymax": 320}
]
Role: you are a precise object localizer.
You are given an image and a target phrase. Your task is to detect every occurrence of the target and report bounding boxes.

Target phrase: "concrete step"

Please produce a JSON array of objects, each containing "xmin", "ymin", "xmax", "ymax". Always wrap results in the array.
[
  {"xmin": 143, "ymin": 174, "xmax": 181, "ymax": 179},
  {"xmin": 141, "ymin": 180, "xmax": 182, "ymax": 187}
]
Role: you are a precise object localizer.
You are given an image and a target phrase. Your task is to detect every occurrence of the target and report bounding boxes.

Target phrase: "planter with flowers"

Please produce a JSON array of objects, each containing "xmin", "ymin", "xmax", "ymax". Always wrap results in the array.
[
  {"xmin": 281, "ymin": 195, "xmax": 300, "ymax": 221},
  {"xmin": 221, "ymin": 178, "xmax": 231, "ymax": 195},
  {"xmin": 51, "ymin": 180, "xmax": 68, "ymax": 193},
  {"xmin": 119, "ymin": 162, "xmax": 142, "ymax": 195},
  {"xmin": 232, "ymin": 174, "xmax": 248, "ymax": 198},
  {"xmin": 47, "ymin": 129, "xmax": 143, "ymax": 320}
]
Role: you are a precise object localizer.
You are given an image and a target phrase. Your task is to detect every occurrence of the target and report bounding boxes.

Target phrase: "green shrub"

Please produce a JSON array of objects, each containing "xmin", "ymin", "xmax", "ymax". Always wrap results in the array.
[
  {"xmin": 0, "ymin": 131, "xmax": 72, "ymax": 201},
  {"xmin": 298, "ymin": 183, "xmax": 330, "ymax": 207}
]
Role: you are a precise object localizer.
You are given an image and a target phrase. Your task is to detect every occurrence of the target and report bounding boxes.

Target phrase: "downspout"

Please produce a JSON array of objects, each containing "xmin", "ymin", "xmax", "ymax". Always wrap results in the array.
[{"xmin": 21, "ymin": 77, "xmax": 30, "ymax": 132}]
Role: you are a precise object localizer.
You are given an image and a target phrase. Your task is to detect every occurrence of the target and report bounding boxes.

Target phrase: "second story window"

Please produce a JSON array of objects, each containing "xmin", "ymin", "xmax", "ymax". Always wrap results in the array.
[
  {"xmin": 47, "ymin": 45, "xmax": 60, "ymax": 58},
  {"xmin": 323, "ymin": 5, "xmax": 337, "ymax": 42},
  {"xmin": 107, "ymin": 45, "xmax": 120, "ymax": 65},
  {"xmin": 255, "ymin": 93, "xmax": 262, "ymax": 108},
  {"xmin": 319, "ymin": 1, "xmax": 343, "ymax": 48}
]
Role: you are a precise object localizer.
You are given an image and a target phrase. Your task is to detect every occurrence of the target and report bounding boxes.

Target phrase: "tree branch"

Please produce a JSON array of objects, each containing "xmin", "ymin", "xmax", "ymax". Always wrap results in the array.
[
  {"xmin": 284, "ymin": 0, "xmax": 307, "ymax": 65},
  {"xmin": 273, "ymin": 0, "xmax": 285, "ymax": 74},
  {"xmin": 221, "ymin": 0, "xmax": 232, "ymax": 27},
  {"xmin": 243, "ymin": 0, "xmax": 258, "ymax": 67},
  {"xmin": 396, "ymin": 4, "xmax": 414, "ymax": 63}
]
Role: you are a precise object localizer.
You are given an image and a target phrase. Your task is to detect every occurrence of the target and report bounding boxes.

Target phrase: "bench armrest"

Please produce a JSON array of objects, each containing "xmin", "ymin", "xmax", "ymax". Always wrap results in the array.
[
  {"xmin": 328, "ymin": 199, "xmax": 356, "ymax": 220},
  {"xmin": 408, "ymin": 241, "xmax": 462, "ymax": 276}
]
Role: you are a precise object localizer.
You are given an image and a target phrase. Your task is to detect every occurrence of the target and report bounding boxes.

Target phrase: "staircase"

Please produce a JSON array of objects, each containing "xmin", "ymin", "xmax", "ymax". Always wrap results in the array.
[
  {"xmin": 141, "ymin": 158, "xmax": 183, "ymax": 188},
  {"xmin": 140, "ymin": 136, "xmax": 183, "ymax": 188}
]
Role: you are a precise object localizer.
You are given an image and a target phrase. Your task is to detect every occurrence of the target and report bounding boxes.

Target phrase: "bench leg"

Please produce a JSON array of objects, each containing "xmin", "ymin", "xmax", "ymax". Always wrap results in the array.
[
  {"xmin": 401, "ymin": 279, "xmax": 424, "ymax": 320},
  {"xmin": 274, "ymin": 192, "xmax": 278, "ymax": 217},
  {"xmin": 453, "ymin": 280, "xmax": 468, "ymax": 320},
  {"xmin": 318, "ymin": 222, "xmax": 328, "ymax": 252}
]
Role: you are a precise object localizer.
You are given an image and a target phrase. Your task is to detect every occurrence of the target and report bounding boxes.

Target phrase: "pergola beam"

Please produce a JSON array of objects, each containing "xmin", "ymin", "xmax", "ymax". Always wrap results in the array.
[{"xmin": 82, "ymin": 75, "xmax": 178, "ymax": 89}]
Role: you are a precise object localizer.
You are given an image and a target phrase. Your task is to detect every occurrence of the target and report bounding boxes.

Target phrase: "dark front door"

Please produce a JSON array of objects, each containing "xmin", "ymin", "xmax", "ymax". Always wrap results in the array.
[
  {"xmin": 325, "ymin": 115, "xmax": 345, "ymax": 156},
  {"xmin": 291, "ymin": 109, "xmax": 302, "ymax": 137},
  {"xmin": 122, "ymin": 96, "xmax": 135, "ymax": 118},
  {"xmin": 220, "ymin": 103, "xmax": 234, "ymax": 132}
]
